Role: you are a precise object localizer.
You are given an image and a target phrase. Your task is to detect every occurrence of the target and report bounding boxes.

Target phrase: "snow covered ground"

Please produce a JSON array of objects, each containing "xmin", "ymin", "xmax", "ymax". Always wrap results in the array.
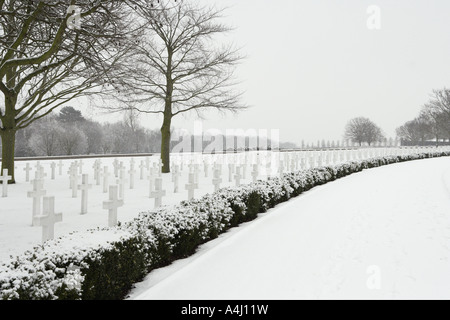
[
  {"xmin": 0, "ymin": 153, "xmax": 263, "ymax": 262},
  {"xmin": 128, "ymin": 156, "xmax": 450, "ymax": 300}
]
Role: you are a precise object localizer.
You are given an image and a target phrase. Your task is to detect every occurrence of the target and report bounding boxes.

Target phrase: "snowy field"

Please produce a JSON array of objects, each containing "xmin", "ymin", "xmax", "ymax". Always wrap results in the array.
[
  {"xmin": 0, "ymin": 152, "xmax": 269, "ymax": 262},
  {"xmin": 128, "ymin": 156, "xmax": 450, "ymax": 300}
]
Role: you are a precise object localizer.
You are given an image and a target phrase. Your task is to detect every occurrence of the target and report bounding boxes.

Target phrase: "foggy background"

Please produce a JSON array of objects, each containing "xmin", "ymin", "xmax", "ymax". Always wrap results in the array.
[{"xmin": 80, "ymin": 0, "xmax": 450, "ymax": 146}]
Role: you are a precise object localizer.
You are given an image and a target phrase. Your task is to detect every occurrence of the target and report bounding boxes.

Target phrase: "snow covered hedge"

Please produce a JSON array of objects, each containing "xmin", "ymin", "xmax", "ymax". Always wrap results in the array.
[{"xmin": 1, "ymin": 151, "xmax": 449, "ymax": 300}]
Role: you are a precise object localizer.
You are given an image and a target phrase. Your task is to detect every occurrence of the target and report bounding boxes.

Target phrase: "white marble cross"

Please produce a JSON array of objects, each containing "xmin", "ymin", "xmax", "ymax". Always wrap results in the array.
[
  {"xmin": 68, "ymin": 164, "xmax": 77, "ymax": 190},
  {"xmin": 241, "ymin": 163, "xmax": 247, "ymax": 180},
  {"xmin": 78, "ymin": 174, "xmax": 92, "ymax": 215},
  {"xmin": 317, "ymin": 155, "xmax": 323, "ymax": 167},
  {"xmin": 103, "ymin": 185, "xmax": 123, "ymax": 227},
  {"xmin": 194, "ymin": 164, "xmax": 200, "ymax": 184},
  {"xmin": 50, "ymin": 162, "xmax": 56, "ymax": 180},
  {"xmin": 234, "ymin": 166, "xmax": 242, "ymax": 187},
  {"xmin": 128, "ymin": 165, "xmax": 136, "ymax": 189},
  {"xmin": 0, "ymin": 169, "xmax": 12, "ymax": 197},
  {"xmin": 70, "ymin": 169, "xmax": 79, "ymax": 198},
  {"xmin": 34, "ymin": 161, "xmax": 42, "ymax": 171},
  {"xmin": 156, "ymin": 158, "xmax": 163, "ymax": 174},
  {"xmin": 152, "ymin": 162, "xmax": 161, "ymax": 178},
  {"xmin": 93, "ymin": 160, "xmax": 102, "ymax": 185},
  {"xmin": 58, "ymin": 160, "xmax": 64, "ymax": 176},
  {"xmin": 204, "ymin": 161, "xmax": 209, "ymax": 178},
  {"xmin": 95, "ymin": 166, "xmax": 103, "ymax": 186},
  {"xmin": 116, "ymin": 168, "xmax": 127, "ymax": 200},
  {"xmin": 103, "ymin": 166, "xmax": 110, "ymax": 193},
  {"xmin": 78, "ymin": 160, "xmax": 84, "ymax": 174},
  {"xmin": 212, "ymin": 168, "xmax": 222, "ymax": 192},
  {"xmin": 27, "ymin": 178, "xmax": 46, "ymax": 226},
  {"xmin": 251, "ymin": 164, "xmax": 259, "ymax": 183},
  {"xmin": 23, "ymin": 163, "xmax": 32, "ymax": 182},
  {"xmin": 172, "ymin": 165, "xmax": 181, "ymax": 193},
  {"xmin": 300, "ymin": 158, "xmax": 306, "ymax": 170},
  {"xmin": 278, "ymin": 160, "xmax": 284, "ymax": 177},
  {"xmin": 113, "ymin": 158, "xmax": 119, "ymax": 178},
  {"xmin": 228, "ymin": 163, "xmax": 234, "ymax": 182},
  {"xmin": 36, "ymin": 164, "xmax": 47, "ymax": 180},
  {"xmin": 139, "ymin": 160, "xmax": 146, "ymax": 180},
  {"xmin": 185, "ymin": 172, "xmax": 198, "ymax": 200},
  {"xmin": 150, "ymin": 177, "xmax": 166, "ymax": 208},
  {"xmin": 309, "ymin": 156, "xmax": 315, "ymax": 168},
  {"xmin": 33, "ymin": 196, "xmax": 62, "ymax": 244},
  {"xmin": 148, "ymin": 167, "xmax": 155, "ymax": 197}
]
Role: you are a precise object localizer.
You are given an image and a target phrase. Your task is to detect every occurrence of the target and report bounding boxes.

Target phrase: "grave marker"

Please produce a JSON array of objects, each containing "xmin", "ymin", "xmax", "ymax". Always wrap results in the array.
[
  {"xmin": 212, "ymin": 168, "xmax": 222, "ymax": 192},
  {"xmin": 33, "ymin": 196, "xmax": 62, "ymax": 244},
  {"xmin": 27, "ymin": 178, "xmax": 46, "ymax": 226},
  {"xmin": 103, "ymin": 166, "xmax": 110, "ymax": 193},
  {"xmin": 78, "ymin": 174, "xmax": 92, "ymax": 215},
  {"xmin": 23, "ymin": 163, "xmax": 32, "ymax": 182},
  {"xmin": 0, "ymin": 169, "xmax": 12, "ymax": 197},
  {"xmin": 150, "ymin": 177, "xmax": 166, "ymax": 208},
  {"xmin": 103, "ymin": 185, "xmax": 123, "ymax": 227},
  {"xmin": 185, "ymin": 172, "xmax": 198, "ymax": 200}
]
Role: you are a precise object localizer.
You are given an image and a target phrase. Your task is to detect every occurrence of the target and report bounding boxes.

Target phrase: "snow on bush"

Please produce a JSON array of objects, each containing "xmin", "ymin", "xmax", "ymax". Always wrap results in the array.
[{"xmin": 1, "ymin": 151, "xmax": 448, "ymax": 300}]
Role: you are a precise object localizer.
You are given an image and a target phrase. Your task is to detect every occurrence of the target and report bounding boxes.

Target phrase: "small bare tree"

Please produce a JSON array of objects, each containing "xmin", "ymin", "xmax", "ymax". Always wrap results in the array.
[
  {"xmin": 344, "ymin": 117, "xmax": 384, "ymax": 146},
  {"xmin": 108, "ymin": 0, "xmax": 246, "ymax": 173}
]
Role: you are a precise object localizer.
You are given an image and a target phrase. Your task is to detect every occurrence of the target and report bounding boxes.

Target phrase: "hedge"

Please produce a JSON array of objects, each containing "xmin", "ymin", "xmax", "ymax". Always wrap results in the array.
[{"xmin": 1, "ymin": 151, "xmax": 448, "ymax": 300}]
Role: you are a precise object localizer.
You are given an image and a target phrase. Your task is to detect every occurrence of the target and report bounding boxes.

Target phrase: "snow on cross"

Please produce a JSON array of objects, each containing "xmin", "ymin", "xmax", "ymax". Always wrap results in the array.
[
  {"xmin": 150, "ymin": 177, "xmax": 166, "ymax": 208},
  {"xmin": 27, "ymin": 176, "xmax": 47, "ymax": 226},
  {"xmin": 50, "ymin": 162, "xmax": 56, "ymax": 180},
  {"xmin": 103, "ymin": 166, "xmax": 110, "ymax": 193},
  {"xmin": 23, "ymin": 163, "xmax": 32, "ymax": 182},
  {"xmin": 34, "ymin": 196, "xmax": 62, "ymax": 244},
  {"xmin": 185, "ymin": 172, "xmax": 198, "ymax": 200},
  {"xmin": 117, "ymin": 167, "xmax": 128, "ymax": 200},
  {"xmin": 78, "ymin": 174, "xmax": 92, "ymax": 215},
  {"xmin": 103, "ymin": 185, "xmax": 124, "ymax": 227},
  {"xmin": 0, "ymin": 169, "xmax": 12, "ymax": 197},
  {"xmin": 212, "ymin": 168, "xmax": 222, "ymax": 192}
]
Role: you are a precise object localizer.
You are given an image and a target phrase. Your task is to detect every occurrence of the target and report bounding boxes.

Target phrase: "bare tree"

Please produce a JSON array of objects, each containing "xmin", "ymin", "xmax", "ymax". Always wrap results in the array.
[
  {"xmin": 425, "ymin": 88, "xmax": 450, "ymax": 116},
  {"xmin": 57, "ymin": 125, "xmax": 87, "ymax": 155},
  {"xmin": 28, "ymin": 117, "xmax": 63, "ymax": 156},
  {"xmin": 396, "ymin": 116, "xmax": 432, "ymax": 146},
  {"xmin": 420, "ymin": 105, "xmax": 448, "ymax": 146},
  {"xmin": 107, "ymin": 0, "xmax": 246, "ymax": 172},
  {"xmin": 344, "ymin": 117, "xmax": 384, "ymax": 146},
  {"xmin": 0, "ymin": 0, "xmax": 133, "ymax": 182}
]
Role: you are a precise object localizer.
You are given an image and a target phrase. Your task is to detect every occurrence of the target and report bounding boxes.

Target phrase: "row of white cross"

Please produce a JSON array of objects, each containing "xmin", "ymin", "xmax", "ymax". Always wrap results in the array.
[{"xmin": 1, "ymin": 146, "xmax": 447, "ymax": 245}]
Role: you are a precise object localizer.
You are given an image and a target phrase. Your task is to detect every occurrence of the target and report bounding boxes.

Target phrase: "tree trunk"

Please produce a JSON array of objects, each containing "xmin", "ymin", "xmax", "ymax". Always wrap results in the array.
[
  {"xmin": 160, "ymin": 116, "xmax": 172, "ymax": 173},
  {"xmin": 0, "ymin": 128, "xmax": 16, "ymax": 184}
]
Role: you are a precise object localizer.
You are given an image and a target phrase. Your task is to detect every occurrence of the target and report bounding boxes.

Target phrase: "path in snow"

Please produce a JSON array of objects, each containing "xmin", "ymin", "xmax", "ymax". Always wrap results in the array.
[{"xmin": 129, "ymin": 157, "xmax": 450, "ymax": 300}]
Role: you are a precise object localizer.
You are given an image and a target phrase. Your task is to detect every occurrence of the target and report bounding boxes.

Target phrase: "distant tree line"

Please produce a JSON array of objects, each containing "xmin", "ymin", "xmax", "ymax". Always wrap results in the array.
[
  {"xmin": 1, "ymin": 106, "xmax": 297, "ymax": 157},
  {"xmin": 4, "ymin": 106, "xmax": 162, "ymax": 157},
  {"xmin": 396, "ymin": 88, "xmax": 450, "ymax": 146}
]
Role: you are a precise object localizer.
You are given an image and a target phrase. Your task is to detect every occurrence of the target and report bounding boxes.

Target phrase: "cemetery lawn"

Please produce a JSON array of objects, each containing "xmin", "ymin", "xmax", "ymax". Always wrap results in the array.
[
  {"xmin": 128, "ymin": 156, "xmax": 450, "ymax": 300},
  {"xmin": 0, "ymin": 155, "xmax": 249, "ymax": 263}
]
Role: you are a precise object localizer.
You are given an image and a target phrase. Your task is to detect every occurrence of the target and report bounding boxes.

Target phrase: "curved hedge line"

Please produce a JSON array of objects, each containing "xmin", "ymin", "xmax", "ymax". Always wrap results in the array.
[{"xmin": 1, "ymin": 151, "xmax": 448, "ymax": 300}]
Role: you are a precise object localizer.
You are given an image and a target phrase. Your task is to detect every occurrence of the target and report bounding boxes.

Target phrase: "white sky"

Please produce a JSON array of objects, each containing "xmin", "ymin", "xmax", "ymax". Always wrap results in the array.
[{"xmin": 82, "ymin": 0, "xmax": 450, "ymax": 146}]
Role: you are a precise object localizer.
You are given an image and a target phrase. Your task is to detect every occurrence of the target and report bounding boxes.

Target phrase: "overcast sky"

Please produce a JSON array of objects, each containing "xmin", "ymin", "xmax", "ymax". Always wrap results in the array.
[{"xmin": 84, "ymin": 0, "xmax": 450, "ymax": 146}]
